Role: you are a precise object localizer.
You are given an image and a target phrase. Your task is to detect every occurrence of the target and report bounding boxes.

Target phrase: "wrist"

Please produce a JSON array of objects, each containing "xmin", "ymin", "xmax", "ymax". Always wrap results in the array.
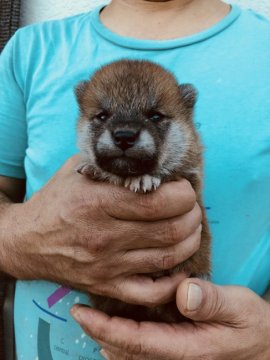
[{"xmin": 0, "ymin": 201, "xmax": 35, "ymax": 279}]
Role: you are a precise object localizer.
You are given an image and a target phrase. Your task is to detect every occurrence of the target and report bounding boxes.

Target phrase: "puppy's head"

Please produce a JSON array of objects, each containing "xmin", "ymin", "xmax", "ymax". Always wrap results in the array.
[{"xmin": 76, "ymin": 60, "xmax": 198, "ymax": 178}]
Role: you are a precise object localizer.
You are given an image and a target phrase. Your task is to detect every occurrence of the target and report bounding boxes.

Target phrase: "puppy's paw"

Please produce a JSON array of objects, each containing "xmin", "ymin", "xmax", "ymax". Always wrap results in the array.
[
  {"xmin": 125, "ymin": 175, "xmax": 161, "ymax": 193},
  {"xmin": 76, "ymin": 163, "xmax": 99, "ymax": 177}
]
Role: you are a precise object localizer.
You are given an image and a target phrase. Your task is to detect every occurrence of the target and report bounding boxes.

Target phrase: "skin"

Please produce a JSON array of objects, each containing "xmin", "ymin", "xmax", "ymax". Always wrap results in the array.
[
  {"xmin": 69, "ymin": 0, "xmax": 270, "ymax": 359},
  {"xmin": 72, "ymin": 279, "xmax": 270, "ymax": 360},
  {"xmin": 0, "ymin": 156, "xmax": 201, "ymax": 305},
  {"xmin": 100, "ymin": 0, "xmax": 230, "ymax": 40}
]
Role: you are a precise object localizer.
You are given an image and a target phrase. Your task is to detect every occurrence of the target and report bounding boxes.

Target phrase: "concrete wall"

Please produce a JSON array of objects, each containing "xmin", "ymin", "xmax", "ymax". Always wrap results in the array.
[{"xmin": 20, "ymin": 0, "xmax": 270, "ymax": 26}]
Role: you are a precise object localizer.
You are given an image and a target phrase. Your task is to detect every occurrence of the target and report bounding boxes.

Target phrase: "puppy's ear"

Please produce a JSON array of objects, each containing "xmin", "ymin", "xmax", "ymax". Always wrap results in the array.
[
  {"xmin": 75, "ymin": 81, "xmax": 88, "ymax": 106},
  {"xmin": 179, "ymin": 84, "xmax": 198, "ymax": 108}
]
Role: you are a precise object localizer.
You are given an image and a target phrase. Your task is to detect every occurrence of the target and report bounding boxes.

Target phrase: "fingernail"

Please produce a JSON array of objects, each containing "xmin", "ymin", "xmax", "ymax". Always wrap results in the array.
[
  {"xmin": 70, "ymin": 305, "xmax": 82, "ymax": 322},
  {"xmin": 187, "ymin": 283, "xmax": 202, "ymax": 311},
  {"xmin": 100, "ymin": 349, "xmax": 110, "ymax": 360}
]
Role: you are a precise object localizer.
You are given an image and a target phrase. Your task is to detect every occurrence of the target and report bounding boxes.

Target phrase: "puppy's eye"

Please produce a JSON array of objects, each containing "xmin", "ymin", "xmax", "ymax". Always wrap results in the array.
[
  {"xmin": 148, "ymin": 112, "xmax": 164, "ymax": 122},
  {"xmin": 95, "ymin": 111, "xmax": 109, "ymax": 121}
]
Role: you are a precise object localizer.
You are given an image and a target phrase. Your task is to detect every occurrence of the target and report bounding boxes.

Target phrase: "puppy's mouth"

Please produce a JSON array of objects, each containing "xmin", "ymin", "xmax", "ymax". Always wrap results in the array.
[{"xmin": 96, "ymin": 154, "xmax": 157, "ymax": 177}]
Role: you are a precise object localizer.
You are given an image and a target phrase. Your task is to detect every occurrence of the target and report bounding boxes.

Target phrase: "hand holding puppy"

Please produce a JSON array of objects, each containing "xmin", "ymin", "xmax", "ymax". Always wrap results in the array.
[
  {"xmin": 1, "ymin": 155, "xmax": 201, "ymax": 307},
  {"xmin": 72, "ymin": 279, "xmax": 270, "ymax": 360}
]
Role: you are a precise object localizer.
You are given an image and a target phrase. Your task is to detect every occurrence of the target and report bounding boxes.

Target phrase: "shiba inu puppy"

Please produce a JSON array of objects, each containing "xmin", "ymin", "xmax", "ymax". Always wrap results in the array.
[{"xmin": 76, "ymin": 60, "xmax": 210, "ymax": 322}]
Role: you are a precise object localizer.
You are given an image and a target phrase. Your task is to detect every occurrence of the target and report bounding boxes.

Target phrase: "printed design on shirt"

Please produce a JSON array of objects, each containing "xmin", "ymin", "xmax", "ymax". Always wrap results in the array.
[
  {"xmin": 32, "ymin": 286, "xmax": 72, "ymax": 322},
  {"xmin": 205, "ymin": 206, "xmax": 220, "ymax": 225},
  {"xmin": 33, "ymin": 286, "xmax": 71, "ymax": 358},
  {"xmin": 32, "ymin": 299, "xmax": 67, "ymax": 322},
  {"xmin": 32, "ymin": 286, "xmax": 102, "ymax": 359},
  {"xmin": 47, "ymin": 286, "xmax": 72, "ymax": 308},
  {"xmin": 37, "ymin": 318, "xmax": 53, "ymax": 360}
]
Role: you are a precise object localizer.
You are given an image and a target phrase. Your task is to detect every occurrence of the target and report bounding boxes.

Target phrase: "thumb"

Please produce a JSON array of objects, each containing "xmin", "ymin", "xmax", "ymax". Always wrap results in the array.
[{"xmin": 176, "ymin": 278, "xmax": 256, "ymax": 323}]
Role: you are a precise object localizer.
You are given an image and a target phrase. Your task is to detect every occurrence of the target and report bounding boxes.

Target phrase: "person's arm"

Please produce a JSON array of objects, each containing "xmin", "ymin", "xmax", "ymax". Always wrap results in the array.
[
  {"xmin": 0, "ymin": 176, "xmax": 25, "ymax": 278},
  {"xmin": 0, "ymin": 177, "xmax": 25, "ymax": 358}
]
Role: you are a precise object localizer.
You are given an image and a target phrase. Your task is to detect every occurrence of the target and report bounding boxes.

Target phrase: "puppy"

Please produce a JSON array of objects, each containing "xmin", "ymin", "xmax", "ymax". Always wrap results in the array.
[{"xmin": 75, "ymin": 60, "xmax": 210, "ymax": 322}]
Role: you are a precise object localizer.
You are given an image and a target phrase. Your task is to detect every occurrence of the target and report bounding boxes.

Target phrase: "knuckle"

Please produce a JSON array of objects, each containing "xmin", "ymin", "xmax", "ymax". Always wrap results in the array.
[
  {"xmin": 200, "ymin": 284, "xmax": 228, "ymax": 321},
  {"xmin": 193, "ymin": 202, "xmax": 203, "ymax": 224},
  {"xmin": 93, "ymin": 328, "xmax": 106, "ymax": 341},
  {"xmin": 152, "ymin": 293, "xmax": 168, "ymax": 306},
  {"xmin": 91, "ymin": 263, "xmax": 109, "ymax": 280},
  {"xmin": 90, "ymin": 282, "xmax": 112, "ymax": 297},
  {"xmin": 87, "ymin": 232, "xmax": 108, "ymax": 255},
  {"xmin": 89, "ymin": 240, "xmax": 106, "ymax": 255},
  {"xmin": 182, "ymin": 229, "xmax": 201, "ymax": 261},
  {"xmin": 181, "ymin": 179, "xmax": 197, "ymax": 208},
  {"xmin": 68, "ymin": 192, "xmax": 98, "ymax": 219},
  {"xmin": 166, "ymin": 219, "xmax": 182, "ymax": 244},
  {"xmin": 145, "ymin": 288, "xmax": 170, "ymax": 307},
  {"xmin": 143, "ymin": 298, "xmax": 160, "ymax": 308},
  {"xmin": 211, "ymin": 287, "xmax": 227, "ymax": 317},
  {"xmin": 125, "ymin": 341, "xmax": 143, "ymax": 356},
  {"xmin": 193, "ymin": 227, "xmax": 202, "ymax": 251},
  {"xmin": 155, "ymin": 248, "xmax": 176, "ymax": 271},
  {"xmin": 162, "ymin": 252, "xmax": 176, "ymax": 270},
  {"xmin": 137, "ymin": 191, "xmax": 166, "ymax": 219}
]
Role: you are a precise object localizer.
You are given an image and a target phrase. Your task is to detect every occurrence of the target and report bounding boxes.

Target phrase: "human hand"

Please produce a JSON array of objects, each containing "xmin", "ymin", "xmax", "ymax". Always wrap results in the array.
[
  {"xmin": 71, "ymin": 278, "xmax": 270, "ymax": 360},
  {"xmin": 2, "ymin": 155, "xmax": 201, "ymax": 306}
]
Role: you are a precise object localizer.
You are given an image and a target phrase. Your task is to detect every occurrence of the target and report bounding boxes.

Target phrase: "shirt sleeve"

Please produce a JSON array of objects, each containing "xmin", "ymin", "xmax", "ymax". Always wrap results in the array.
[{"xmin": 0, "ymin": 34, "xmax": 27, "ymax": 179}]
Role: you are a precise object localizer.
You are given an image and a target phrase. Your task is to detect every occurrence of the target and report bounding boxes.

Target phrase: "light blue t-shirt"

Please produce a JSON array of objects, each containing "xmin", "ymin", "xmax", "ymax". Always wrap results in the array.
[{"xmin": 0, "ymin": 4, "xmax": 270, "ymax": 359}]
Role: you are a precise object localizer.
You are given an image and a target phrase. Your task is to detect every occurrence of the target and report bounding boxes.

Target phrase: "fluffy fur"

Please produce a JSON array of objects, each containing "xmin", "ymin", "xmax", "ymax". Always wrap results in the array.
[{"xmin": 76, "ymin": 60, "xmax": 211, "ymax": 322}]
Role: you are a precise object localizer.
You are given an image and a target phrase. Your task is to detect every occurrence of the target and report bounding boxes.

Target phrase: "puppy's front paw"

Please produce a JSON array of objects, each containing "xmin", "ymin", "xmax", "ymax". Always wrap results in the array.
[
  {"xmin": 125, "ymin": 175, "xmax": 161, "ymax": 193},
  {"xmin": 76, "ymin": 163, "xmax": 99, "ymax": 177}
]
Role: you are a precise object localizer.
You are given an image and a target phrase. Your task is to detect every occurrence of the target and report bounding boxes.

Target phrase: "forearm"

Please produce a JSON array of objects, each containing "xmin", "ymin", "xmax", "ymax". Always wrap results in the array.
[
  {"xmin": 0, "ymin": 193, "xmax": 16, "ymax": 360},
  {"xmin": 0, "ymin": 191, "xmax": 19, "ymax": 278},
  {"xmin": 0, "ymin": 191, "xmax": 32, "ymax": 280}
]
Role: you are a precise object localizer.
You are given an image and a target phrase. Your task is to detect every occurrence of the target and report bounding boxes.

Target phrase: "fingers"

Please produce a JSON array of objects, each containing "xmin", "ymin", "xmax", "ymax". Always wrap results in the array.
[
  {"xmin": 71, "ymin": 306, "xmax": 171, "ymax": 358},
  {"xmin": 121, "ymin": 225, "xmax": 201, "ymax": 274},
  {"xmin": 71, "ymin": 282, "xmax": 270, "ymax": 360},
  {"xmin": 73, "ymin": 226, "xmax": 200, "ymax": 290},
  {"xmin": 116, "ymin": 202, "xmax": 202, "ymax": 250},
  {"xmin": 89, "ymin": 224, "xmax": 201, "ymax": 279},
  {"xmin": 64, "ymin": 159, "xmax": 197, "ymax": 222},
  {"xmin": 176, "ymin": 278, "xmax": 260, "ymax": 324},
  {"xmin": 100, "ymin": 346, "xmax": 141, "ymax": 360},
  {"xmin": 91, "ymin": 271, "xmax": 188, "ymax": 307},
  {"xmin": 71, "ymin": 306, "xmax": 197, "ymax": 360},
  {"xmin": 71, "ymin": 307, "xmax": 144, "ymax": 352},
  {"xmin": 99, "ymin": 179, "xmax": 196, "ymax": 221},
  {"xmin": 66, "ymin": 155, "xmax": 196, "ymax": 224}
]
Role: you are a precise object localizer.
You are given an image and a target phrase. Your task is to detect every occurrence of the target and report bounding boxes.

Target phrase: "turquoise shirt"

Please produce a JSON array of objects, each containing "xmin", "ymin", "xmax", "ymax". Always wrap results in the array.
[{"xmin": 0, "ymin": 4, "xmax": 270, "ymax": 359}]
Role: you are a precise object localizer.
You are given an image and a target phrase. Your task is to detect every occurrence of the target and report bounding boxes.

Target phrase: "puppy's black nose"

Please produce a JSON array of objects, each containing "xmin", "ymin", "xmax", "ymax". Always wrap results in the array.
[{"xmin": 112, "ymin": 130, "xmax": 140, "ymax": 150}]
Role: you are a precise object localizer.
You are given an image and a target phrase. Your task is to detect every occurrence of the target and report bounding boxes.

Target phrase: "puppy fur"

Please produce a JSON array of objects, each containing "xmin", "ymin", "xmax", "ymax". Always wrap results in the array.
[{"xmin": 76, "ymin": 60, "xmax": 211, "ymax": 322}]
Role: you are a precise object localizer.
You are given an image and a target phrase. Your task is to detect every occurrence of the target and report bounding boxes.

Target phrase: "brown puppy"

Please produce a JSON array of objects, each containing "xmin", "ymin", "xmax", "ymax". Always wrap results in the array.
[{"xmin": 75, "ymin": 60, "xmax": 211, "ymax": 322}]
